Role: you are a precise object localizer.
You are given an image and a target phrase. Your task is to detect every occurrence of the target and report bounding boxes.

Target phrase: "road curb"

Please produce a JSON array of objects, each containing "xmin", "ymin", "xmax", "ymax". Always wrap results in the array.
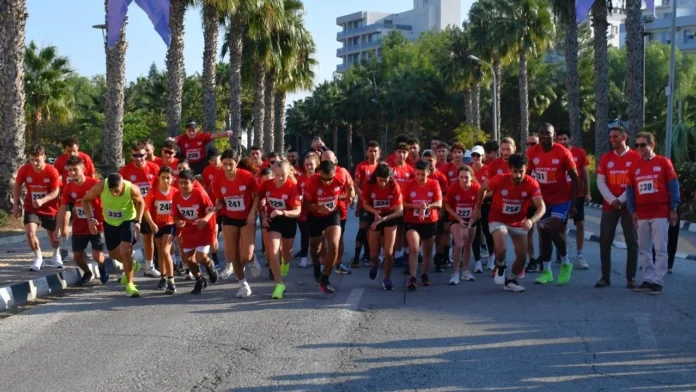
[
  {"xmin": 0, "ymin": 258, "xmax": 124, "ymax": 311},
  {"xmin": 568, "ymin": 228, "xmax": 696, "ymax": 261},
  {"xmin": 586, "ymin": 203, "xmax": 696, "ymax": 234}
]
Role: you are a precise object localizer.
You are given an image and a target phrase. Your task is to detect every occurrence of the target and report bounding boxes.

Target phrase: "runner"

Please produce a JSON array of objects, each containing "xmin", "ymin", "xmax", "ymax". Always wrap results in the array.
[
  {"xmin": 473, "ymin": 153, "xmax": 545, "ymax": 292},
  {"xmin": 13, "ymin": 145, "xmax": 63, "ymax": 271},
  {"xmin": 481, "ymin": 138, "xmax": 514, "ymax": 270},
  {"xmin": 119, "ymin": 142, "xmax": 161, "ymax": 278},
  {"xmin": 175, "ymin": 121, "xmax": 232, "ymax": 175},
  {"xmin": 154, "ymin": 139, "xmax": 179, "ymax": 173},
  {"xmin": 82, "ymin": 173, "xmax": 145, "ymax": 297},
  {"xmin": 53, "ymin": 136, "xmax": 97, "ymax": 257},
  {"xmin": 422, "ymin": 150, "xmax": 450, "ymax": 273},
  {"xmin": 402, "ymin": 160, "xmax": 443, "ymax": 291},
  {"xmin": 143, "ymin": 138, "xmax": 157, "ymax": 162},
  {"xmin": 469, "ymin": 145, "xmax": 488, "ymax": 273},
  {"xmin": 211, "ymin": 149, "xmax": 261, "ymax": 298},
  {"xmin": 296, "ymin": 152, "xmax": 320, "ymax": 268},
  {"xmin": 287, "ymin": 148, "xmax": 303, "ymax": 176},
  {"xmin": 526, "ymin": 123, "xmax": 579, "ymax": 286},
  {"xmin": 626, "ymin": 132, "xmax": 680, "ymax": 295},
  {"xmin": 389, "ymin": 142, "xmax": 416, "ymax": 266},
  {"xmin": 430, "ymin": 137, "xmax": 441, "ymax": 152},
  {"xmin": 385, "ymin": 136, "xmax": 409, "ymax": 164},
  {"xmin": 361, "ymin": 163, "xmax": 404, "ymax": 290},
  {"xmin": 172, "ymin": 169, "xmax": 219, "ymax": 294},
  {"xmin": 483, "ymin": 140, "xmax": 500, "ymax": 165},
  {"xmin": 406, "ymin": 138, "xmax": 421, "ymax": 167},
  {"xmin": 352, "ymin": 141, "xmax": 380, "ymax": 268},
  {"xmin": 143, "ymin": 166, "xmax": 179, "ymax": 294},
  {"xmin": 439, "ymin": 142, "xmax": 466, "ymax": 184},
  {"xmin": 435, "ymin": 143, "xmax": 450, "ymax": 173},
  {"xmin": 201, "ymin": 148, "xmax": 224, "ymax": 268},
  {"xmin": 304, "ymin": 160, "xmax": 347, "ymax": 293},
  {"xmin": 249, "ymin": 146, "xmax": 264, "ymax": 169},
  {"xmin": 595, "ymin": 126, "xmax": 641, "ymax": 288},
  {"xmin": 557, "ymin": 129, "xmax": 592, "ymax": 269},
  {"xmin": 56, "ymin": 156, "xmax": 107, "ymax": 284},
  {"xmin": 321, "ymin": 150, "xmax": 355, "ymax": 274},
  {"xmin": 258, "ymin": 159, "xmax": 302, "ymax": 299},
  {"xmin": 445, "ymin": 166, "xmax": 480, "ymax": 285},
  {"xmin": 523, "ymin": 133, "xmax": 542, "ymax": 272}
]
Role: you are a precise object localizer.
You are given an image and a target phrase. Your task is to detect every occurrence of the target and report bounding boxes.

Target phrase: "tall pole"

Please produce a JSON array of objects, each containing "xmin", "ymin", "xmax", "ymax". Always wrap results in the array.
[
  {"xmin": 491, "ymin": 68, "xmax": 498, "ymax": 142},
  {"xmin": 665, "ymin": 0, "xmax": 677, "ymax": 159}
]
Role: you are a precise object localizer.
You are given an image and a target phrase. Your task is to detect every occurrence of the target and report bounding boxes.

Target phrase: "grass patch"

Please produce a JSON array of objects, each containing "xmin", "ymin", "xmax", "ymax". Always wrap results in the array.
[{"xmin": 0, "ymin": 214, "xmax": 25, "ymax": 237}]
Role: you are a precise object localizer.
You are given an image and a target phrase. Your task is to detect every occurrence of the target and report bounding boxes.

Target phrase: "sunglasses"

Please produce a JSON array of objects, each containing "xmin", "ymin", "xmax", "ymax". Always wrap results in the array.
[
  {"xmin": 320, "ymin": 176, "xmax": 334, "ymax": 183},
  {"xmin": 269, "ymin": 160, "xmax": 277, "ymax": 165},
  {"xmin": 636, "ymin": 143, "xmax": 648, "ymax": 148},
  {"xmin": 163, "ymin": 150, "xmax": 176, "ymax": 156},
  {"xmin": 132, "ymin": 153, "xmax": 145, "ymax": 159},
  {"xmin": 526, "ymin": 142, "xmax": 538, "ymax": 146},
  {"xmin": 471, "ymin": 153, "xmax": 481, "ymax": 158}
]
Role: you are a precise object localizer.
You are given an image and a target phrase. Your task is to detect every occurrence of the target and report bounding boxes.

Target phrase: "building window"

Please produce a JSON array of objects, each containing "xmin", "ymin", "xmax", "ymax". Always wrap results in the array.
[{"xmin": 664, "ymin": 12, "xmax": 672, "ymax": 19}]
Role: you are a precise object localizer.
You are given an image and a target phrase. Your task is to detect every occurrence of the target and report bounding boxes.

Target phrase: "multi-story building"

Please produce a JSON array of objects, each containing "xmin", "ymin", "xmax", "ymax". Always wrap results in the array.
[
  {"xmin": 335, "ymin": 0, "xmax": 461, "ymax": 73},
  {"xmin": 619, "ymin": 0, "xmax": 696, "ymax": 53}
]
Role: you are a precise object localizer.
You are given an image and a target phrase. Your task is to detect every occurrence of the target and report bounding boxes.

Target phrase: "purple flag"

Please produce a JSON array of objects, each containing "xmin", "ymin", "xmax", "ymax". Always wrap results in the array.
[
  {"xmin": 645, "ymin": 0, "xmax": 655, "ymax": 15},
  {"xmin": 107, "ymin": 0, "xmax": 133, "ymax": 48},
  {"xmin": 134, "ymin": 0, "xmax": 171, "ymax": 47}
]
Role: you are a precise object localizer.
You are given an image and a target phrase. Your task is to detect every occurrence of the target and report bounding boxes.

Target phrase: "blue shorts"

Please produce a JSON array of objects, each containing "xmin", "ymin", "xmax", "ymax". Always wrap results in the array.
[{"xmin": 539, "ymin": 201, "xmax": 571, "ymax": 227}]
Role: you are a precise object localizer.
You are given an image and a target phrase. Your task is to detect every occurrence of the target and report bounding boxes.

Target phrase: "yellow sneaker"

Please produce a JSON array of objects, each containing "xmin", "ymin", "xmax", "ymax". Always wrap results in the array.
[
  {"xmin": 120, "ymin": 262, "xmax": 141, "ymax": 285},
  {"xmin": 281, "ymin": 262, "xmax": 290, "ymax": 277},
  {"xmin": 125, "ymin": 283, "xmax": 140, "ymax": 297},
  {"xmin": 272, "ymin": 283, "xmax": 286, "ymax": 299}
]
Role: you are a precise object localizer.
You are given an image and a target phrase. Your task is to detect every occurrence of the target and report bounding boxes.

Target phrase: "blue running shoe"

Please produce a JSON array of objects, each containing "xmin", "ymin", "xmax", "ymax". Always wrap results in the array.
[{"xmin": 98, "ymin": 264, "xmax": 109, "ymax": 284}]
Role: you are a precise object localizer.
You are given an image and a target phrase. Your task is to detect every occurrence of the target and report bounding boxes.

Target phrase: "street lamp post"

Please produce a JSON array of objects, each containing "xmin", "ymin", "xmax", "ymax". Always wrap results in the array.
[
  {"xmin": 468, "ymin": 55, "xmax": 498, "ymax": 142},
  {"xmin": 92, "ymin": 24, "xmax": 107, "ymax": 45},
  {"xmin": 665, "ymin": 0, "xmax": 678, "ymax": 159},
  {"xmin": 641, "ymin": 14, "xmax": 656, "ymax": 127}
]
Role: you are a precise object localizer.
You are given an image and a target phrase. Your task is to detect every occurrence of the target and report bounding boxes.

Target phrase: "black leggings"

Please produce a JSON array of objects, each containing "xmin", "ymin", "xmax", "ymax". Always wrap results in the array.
[
  {"xmin": 473, "ymin": 201, "xmax": 494, "ymax": 259},
  {"xmin": 652, "ymin": 216, "xmax": 680, "ymax": 269},
  {"xmin": 298, "ymin": 220, "xmax": 309, "ymax": 257}
]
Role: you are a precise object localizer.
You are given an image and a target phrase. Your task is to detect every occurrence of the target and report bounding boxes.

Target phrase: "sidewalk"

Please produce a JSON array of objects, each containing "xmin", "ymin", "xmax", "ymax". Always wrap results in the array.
[{"xmin": 570, "ymin": 206, "xmax": 696, "ymax": 260}]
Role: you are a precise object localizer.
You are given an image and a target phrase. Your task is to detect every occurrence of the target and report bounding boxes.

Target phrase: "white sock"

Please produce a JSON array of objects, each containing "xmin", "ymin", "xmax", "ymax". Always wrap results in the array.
[
  {"xmin": 59, "ymin": 236, "xmax": 68, "ymax": 249},
  {"xmin": 145, "ymin": 260, "xmax": 154, "ymax": 269},
  {"xmin": 52, "ymin": 247, "xmax": 59, "ymax": 257},
  {"xmin": 34, "ymin": 249, "xmax": 42, "ymax": 258},
  {"xmin": 543, "ymin": 261, "xmax": 551, "ymax": 271},
  {"xmin": 577, "ymin": 250, "xmax": 583, "ymax": 257},
  {"xmin": 240, "ymin": 278, "xmax": 248, "ymax": 286},
  {"xmin": 561, "ymin": 255, "xmax": 571, "ymax": 265}
]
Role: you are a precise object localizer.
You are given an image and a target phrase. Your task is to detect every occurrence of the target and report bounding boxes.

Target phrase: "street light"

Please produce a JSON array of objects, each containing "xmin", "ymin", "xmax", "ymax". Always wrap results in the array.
[
  {"xmin": 641, "ymin": 14, "xmax": 656, "ymax": 126},
  {"xmin": 468, "ymin": 55, "xmax": 498, "ymax": 142},
  {"xmin": 665, "ymin": 0, "xmax": 677, "ymax": 159},
  {"xmin": 92, "ymin": 24, "xmax": 107, "ymax": 45}
]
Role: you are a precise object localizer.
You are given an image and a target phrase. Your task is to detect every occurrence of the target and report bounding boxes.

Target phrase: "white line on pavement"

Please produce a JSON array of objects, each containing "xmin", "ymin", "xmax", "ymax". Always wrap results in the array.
[
  {"xmin": 344, "ymin": 288, "xmax": 364, "ymax": 312},
  {"xmin": 635, "ymin": 316, "xmax": 657, "ymax": 349}
]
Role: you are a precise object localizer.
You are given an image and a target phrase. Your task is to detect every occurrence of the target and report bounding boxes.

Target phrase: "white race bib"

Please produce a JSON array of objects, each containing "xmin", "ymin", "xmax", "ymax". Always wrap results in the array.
[
  {"xmin": 156, "ymin": 201, "xmax": 172, "ymax": 215},
  {"xmin": 225, "ymin": 197, "xmax": 245, "ymax": 211},
  {"xmin": 186, "ymin": 150, "xmax": 200, "ymax": 160},
  {"xmin": 138, "ymin": 184, "xmax": 150, "ymax": 196},
  {"xmin": 106, "ymin": 209, "xmax": 123, "ymax": 219},
  {"xmin": 319, "ymin": 200, "xmax": 336, "ymax": 211},
  {"xmin": 456, "ymin": 207, "xmax": 472, "ymax": 219},
  {"xmin": 178, "ymin": 206, "xmax": 198, "ymax": 220},
  {"xmin": 267, "ymin": 197, "xmax": 286, "ymax": 210},
  {"xmin": 31, "ymin": 192, "xmax": 46, "ymax": 201},
  {"xmin": 74, "ymin": 206, "xmax": 88, "ymax": 219},
  {"xmin": 535, "ymin": 171, "xmax": 548, "ymax": 184},
  {"xmin": 638, "ymin": 180, "xmax": 656, "ymax": 195},
  {"xmin": 373, "ymin": 199, "xmax": 390, "ymax": 209},
  {"xmin": 413, "ymin": 208, "xmax": 432, "ymax": 217},
  {"xmin": 502, "ymin": 203, "xmax": 521, "ymax": 215}
]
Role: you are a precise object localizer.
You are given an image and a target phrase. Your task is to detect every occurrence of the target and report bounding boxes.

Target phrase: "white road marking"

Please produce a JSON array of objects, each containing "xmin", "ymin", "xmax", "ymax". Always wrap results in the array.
[{"xmin": 635, "ymin": 316, "xmax": 657, "ymax": 349}]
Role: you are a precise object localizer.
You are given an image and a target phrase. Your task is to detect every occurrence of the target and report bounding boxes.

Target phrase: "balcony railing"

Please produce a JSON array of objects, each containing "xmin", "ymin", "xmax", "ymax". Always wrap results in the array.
[{"xmin": 337, "ymin": 22, "xmax": 412, "ymax": 38}]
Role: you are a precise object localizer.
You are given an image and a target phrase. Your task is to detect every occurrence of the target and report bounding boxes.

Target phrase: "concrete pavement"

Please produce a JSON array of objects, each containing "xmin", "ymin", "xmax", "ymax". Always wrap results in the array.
[{"xmin": 1, "ymin": 214, "xmax": 696, "ymax": 391}]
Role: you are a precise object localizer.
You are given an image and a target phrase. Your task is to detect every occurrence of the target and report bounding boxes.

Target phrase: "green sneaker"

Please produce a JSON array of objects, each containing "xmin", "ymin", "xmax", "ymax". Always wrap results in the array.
[
  {"xmin": 557, "ymin": 264, "xmax": 573, "ymax": 286},
  {"xmin": 125, "ymin": 283, "xmax": 140, "ymax": 297},
  {"xmin": 272, "ymin": 283, "xmax": 286, "ymax": 299},
  {"xmin": 281, "ymin": 262, "xmax": 290, "ymax": 277},
  {"xmin": 119, "ymin": 262, "xmax": 141, "ymax": 285},
  {"xmin": 535, "ymin": 270, "xmax": 554, "ymax": 284}
]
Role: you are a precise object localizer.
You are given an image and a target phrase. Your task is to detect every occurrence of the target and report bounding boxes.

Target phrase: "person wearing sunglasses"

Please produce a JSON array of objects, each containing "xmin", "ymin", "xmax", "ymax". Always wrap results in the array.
[
  {"xmin": 174, "ymin": 121, "xmax": 233, "ymax": 175},
  {"xmin": 155, "ymin": 139, "xmax": 179, "ymax": 175},
  {"xmin": 595, "ymin": 126, "xmax": 641, "ymax": 289},
  {"xmin": 625, "ymin": 132, "xmax": 680, "ymax": 295},
  {"xmin": 119, "ymin": 142, "xmax": 161, "ymax": 279}
]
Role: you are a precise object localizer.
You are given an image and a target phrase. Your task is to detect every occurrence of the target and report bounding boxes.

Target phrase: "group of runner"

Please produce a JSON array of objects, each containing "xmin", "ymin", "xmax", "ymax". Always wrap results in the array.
[{"xmin": 12, "ymin": 121, "xmax": 680, "ymax": 298}]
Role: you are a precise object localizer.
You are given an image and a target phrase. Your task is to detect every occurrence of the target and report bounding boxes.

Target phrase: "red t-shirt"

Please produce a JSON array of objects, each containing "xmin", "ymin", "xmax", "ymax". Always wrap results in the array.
[
  {"xmin": 446, "ymin": 181, "xmax": 480, "ymax": 222},
  {"xmin": 119, "ymin": 161, "xmax": 160, "ymax": 198},
  {"xmin": 61, "ymin": 177, "xmax": 103, "ymax": 235},
  {"xmin": 597, "ymin": 148, "xmax": 641, "ymax": 211},
  {"xmin": 201, "ymin": 164, "xmax": 223, "ymax": 192},
  {"xmin": 436, "ymin": 161, "xmax": 448, "ymax": 173},
  {"xmin": 471, "ymin": 164, "xmax": 489, "ymax": 184},
  {"xmin": 354, "ymin": 160, "xmax": 378, "ymax": 209},
  {"xmin": 257, "ymin": 178, "xmax": 301, "ymax": 216},
  {"xmin": 440, "ymin": 161, "xmax": 465, "ymax": 184},
  {"xmin": 385, "ymin": 152, "xmax": 397, "ymax": 164},
  {"xmin": 429, "ymin": 169, "xmax": 449, "ymax": 195},
  {"xmin": 629, "ymin": 155, "xmax": 678, "ymax": 220},
  {"xmin": 336, "ymin": 166, "xmax": 354, "ymax": 220},
  {"xmin": 487, "ymin": 157, "xmax": 511, "ymax": 179},
  {"xmin": 488, "ymin": 174, "xmax": 542, "ymax": 227},
  {"xmin": 304, "ymin": 173, "xmax": 347, "ymax": 218},
  {"xmin": 402, "ymin": 178, "xmax": 442, "ymax": 224},
  {"xmin": 145, "ymin": 186, "xmax": 179, "ymax": 226},
  {"xmin": 212, "ymin": 169, "xmax": 258, "ymax": 220},
  {"xmin": 173, "ymin": 187, "xmax": 216, "ymax": 249},
  {"xmin": 175, "ymin": 132, "xmax": 212, "ymax": 163},
  {"xmin": 389, "ymin": 162, "xmax": 415, "ymax": 186},
  {"xmin": 361, "ymin": 181, "xmax": 403, "ymax": 213},
  {"xmin": 566, "ymin": 146, "xmax": 588, "ymax": 198},
  {"xmin": 526, "ymin": 143, "xmax": 576, "ymax": 205},
  {"xmin": 53, "ymin": 152, "xmax": 96, "ymax": 186},
  {"xmin": 297, "ymin": 172, "xmax": 312, "ymax": 222},
  {"xmin": 294, "ymin": 165, "xmax": 304, "ymax": 177},
  {"xmin": 15, "ymin": 164, "xmax": 61, "ymax": 216}
]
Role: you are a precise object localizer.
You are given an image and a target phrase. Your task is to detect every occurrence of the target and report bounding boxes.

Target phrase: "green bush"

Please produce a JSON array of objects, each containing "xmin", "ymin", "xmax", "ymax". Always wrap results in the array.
[
  {"xmin": 0, "ymin": 210, "xmax": 7, "ymax": 227},
  {"xmin": 678, "ymin": 162, "xmax": 696, "ymax": 208}
]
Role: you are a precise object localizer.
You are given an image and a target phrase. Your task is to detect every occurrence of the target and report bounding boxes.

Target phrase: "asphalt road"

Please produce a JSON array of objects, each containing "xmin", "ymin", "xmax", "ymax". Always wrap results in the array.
[{"xmin": 1, "ymin": 215, "xmax": 696, "ymax": 392}]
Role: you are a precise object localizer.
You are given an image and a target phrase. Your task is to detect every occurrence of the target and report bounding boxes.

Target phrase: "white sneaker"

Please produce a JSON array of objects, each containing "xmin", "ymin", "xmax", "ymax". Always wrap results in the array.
[
  {"xmin": 144, "ymin": 267, "xmax": 161, "ymax": 278},
  {"xmin": 236, "ymin": 283, "xmax": 252, "ymax": 298},
  {"xmin": 474, "ymin": 261, "xmax": 483, "ymax": 273},
  {"xmin": 461, "ymin": 270, "xmax": 476, "ymax": 281},
  {"xmin": 298, "ymin": 257, "xmax": 309, "ymax": 268},
  {"xmin": 52, "ymin": 252, "xmax": 64, "ymax": 268},
  {"xmin": 486, "ymin": 255, "xmax": 495, "ymax": 271},
  {"xmin": 247, "ymin": 255, "xmax": 261, "ymax": 278},
  {"xmin": 575, "ymin": 255, "xmax": 589, "ymax": 270},
  {"xmin": 220, "ymin": 263, "xmax": 235, "ymax": 279},
  {"xmin": 504, "ymin": 279, "xmax": 525, "ymax": 292},
  {"xmin": 448, "ymin": 273, "xmax": 460, "ymax": 285},
  {"xmin": 30, "ymin": 255, "xmax": 43, "ymax": 271},
  {"xmin": 481, "ymin": 246, "xmax": 489, "ymax": 258},
  {"xmin": 494, "ymin": 267, "xmax": 506, "ymax": 285}
]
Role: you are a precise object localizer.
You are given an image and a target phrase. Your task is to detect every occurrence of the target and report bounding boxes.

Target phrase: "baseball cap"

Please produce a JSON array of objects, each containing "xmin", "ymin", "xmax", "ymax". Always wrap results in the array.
[
  {"xmin": 185, "ymin": 121, "xmax": 197, "ymax": 129},
  {"xmin": 471, "ymin": 145, "xmax": 485, "ymax": 156},
  {"xmin": 421, "ymin": 149, "xmax": 434, "ymax": 158}
]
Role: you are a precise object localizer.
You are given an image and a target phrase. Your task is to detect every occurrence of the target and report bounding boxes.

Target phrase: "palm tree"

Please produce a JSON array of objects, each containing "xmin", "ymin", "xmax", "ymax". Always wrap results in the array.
[
  {"xmin": 166, "ymin": 0, "xmax": 187, "ymax": 137},
  {"xmin": 591, "ymin": 0, "xmax": 612, "ymax": 162},
  {"xmin": 24, "ymin": 41, "xmax": 74, "ymax": 144},
  {"xmin": 625, "ymin": 0, "xmax": 643, "ymax": 140},
  {"xmin": 551, "ymin": 0, "xmax": 582, "ymax": 145},
  {"xmin": 103, "ymin": 0, "xmax": 128, "ymax": 175},
  {"xmin": 494, "ymin": 0, "xmax": 554, "ymax": 150},
  {"xmin": 0, "ymin": 0, "xmax": 28, "ymax": 211}
]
